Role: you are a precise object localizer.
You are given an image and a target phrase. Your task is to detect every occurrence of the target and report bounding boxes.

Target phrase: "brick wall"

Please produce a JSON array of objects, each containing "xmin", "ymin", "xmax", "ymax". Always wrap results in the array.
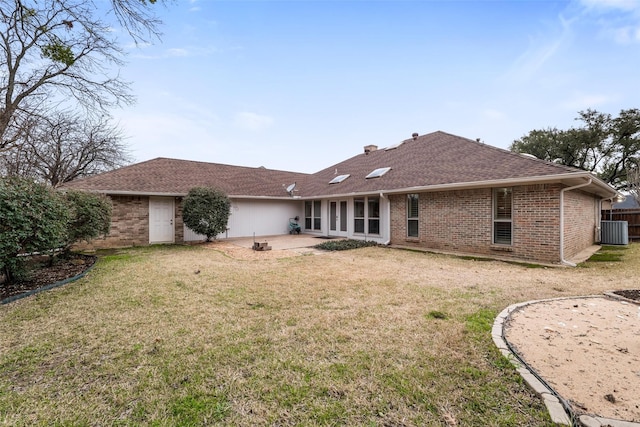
[
  {"xmin": 563, "ymin": 189, "xmax": 597, "ymax": 259},
  {"xmin": 175, "ymin": 197, "xmax": 184, "ymax": 243},
  {"xmin": 75, "ymin": 195, "xmax": 149, "ymax": 250},
  {"xmin": 389, "ymin": 184, "xmax": 567, "ymax": 264}
]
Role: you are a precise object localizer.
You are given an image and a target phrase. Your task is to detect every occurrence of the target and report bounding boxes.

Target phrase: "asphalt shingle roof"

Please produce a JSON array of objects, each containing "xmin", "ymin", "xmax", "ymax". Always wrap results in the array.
[
  {"xmin": 63, "ymin": 131, "xmax": 607, "ymax": 198},
  {"xmin": 302, "ymin": 131, "xmax": 585, "ymax": 196},
  {"xmin": 62, "ymin": 157, "xmax": 309, "ymax": 198}
]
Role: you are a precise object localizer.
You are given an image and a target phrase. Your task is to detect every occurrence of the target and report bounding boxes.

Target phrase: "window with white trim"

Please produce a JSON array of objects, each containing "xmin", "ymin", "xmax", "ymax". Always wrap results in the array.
[
  {"xmin": 313, "ymin": 200, "xmax": 321, "ymax": 230},
  {"xmin": 368, "ymin": 197, "xmax": 380, "ymax": 235},
  {"xmin": 493, "ymin": 188, "xmax": 512, "ymax": 245},
  {"xmin": 407, "ymin": 194, "xmax": 419, "ymax": 238},
  {"xmin": 354, "ymin": 198, "xmax": 365, "ymax": 233},
  {"xmin": 305, "ymin": 200, "xmax": 322, "ymax": 231},
  {"xmin": 353, "ymin": 197, "xmax": 380, "ymax": 235}
]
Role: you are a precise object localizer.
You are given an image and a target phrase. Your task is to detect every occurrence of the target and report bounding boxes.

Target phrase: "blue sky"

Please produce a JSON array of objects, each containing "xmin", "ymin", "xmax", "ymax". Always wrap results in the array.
[{"xmin": 110, "ymin": 0, "xmax": 640, "ymax": 173}]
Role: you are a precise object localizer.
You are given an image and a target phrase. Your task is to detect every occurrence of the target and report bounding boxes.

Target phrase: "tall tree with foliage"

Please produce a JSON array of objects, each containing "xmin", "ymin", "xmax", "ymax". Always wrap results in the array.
[
  {"xmin": 182, "ymin": 187, "xmax": 231, "ymax": 242},
  {"xmin": 510, "ymin": 109, "xmax": 640, "ymax": 190}
]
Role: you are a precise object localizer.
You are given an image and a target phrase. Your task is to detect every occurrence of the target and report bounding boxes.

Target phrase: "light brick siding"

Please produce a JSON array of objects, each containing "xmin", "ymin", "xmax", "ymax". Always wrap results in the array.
[
  {"xmin": 563, "ymin": 190, "xmax": 598, "ymax": 259},
  {"xmin": 80, "ymin": 195, "xmax": 185, "ymax": 250},
  {"xmin": 175, "ymin": 197, "xmax": 185, "ymax": 244},
  {"xmin": 76, "ymin": 195, "xmax": 150, "ymax": 250},
  {"xmin": 389, "ymin": 184, "xmax": 567, "ymax": 264}
]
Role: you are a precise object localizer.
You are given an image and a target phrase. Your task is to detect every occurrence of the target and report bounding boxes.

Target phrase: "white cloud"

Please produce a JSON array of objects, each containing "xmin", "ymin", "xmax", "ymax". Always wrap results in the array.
[
  {"xmin": 575, "ymin": 0, "xmax": 640, "ymax": 44},
  {"xmin": 561, "ymin": 92, "xmax": 614, "ymax": 110},
  {"xmin": 233, "ymin": 112, "xmax": 275, "ymax": 131},
  {"xmin": 167, "ymin": 48, "xmax": 189, "ymax": 57},
  {"xmin": 130, "ymin": 45, "xmax": 222, "ymax": 59},
  {"xmin": 578, "ymin": 0, "xmax": 640, "ymax": 12},
  {"xmin": 506, "ymin": 15, "xmax": 575, "ymax": 82},
  {"xmin": 482, "ymin": 109, "xmax": 507, "ymax": 121},
  {"xmin": 116, "ymin": 114, "xmax": 217, "ymax": 162},
  {"xmin": 609, "ymin": 25, "xmax": 640, "ymax": 43}
]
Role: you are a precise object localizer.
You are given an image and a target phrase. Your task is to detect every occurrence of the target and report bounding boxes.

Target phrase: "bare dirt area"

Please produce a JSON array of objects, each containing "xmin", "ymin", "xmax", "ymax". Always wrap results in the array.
[
  {"xmin": 504, "ymin": 297, "xmax": 640, "ymax": 422},
  {"xmin": 200, "ymin": 241, "xmax": 304, "ymax": 260}
]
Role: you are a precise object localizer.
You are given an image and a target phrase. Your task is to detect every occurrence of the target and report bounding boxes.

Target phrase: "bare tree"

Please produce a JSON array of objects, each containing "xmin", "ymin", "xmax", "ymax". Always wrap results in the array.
[
  {"xmin": 0, "ymin": 0, "xmax": 136, "ymax": 152},
  {"xmin": 0, "ymin": 111, "xmax": 130, "ymax": 187},
  {"xmin": 111, "ymin": 0, "xmax": 164, "ymax": 43}
]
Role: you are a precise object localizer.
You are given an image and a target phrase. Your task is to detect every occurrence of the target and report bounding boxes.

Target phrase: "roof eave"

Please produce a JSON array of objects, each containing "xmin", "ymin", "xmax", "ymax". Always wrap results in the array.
[
  {"xmin": 382, "ymin": 173, "xmax": 619, "ymax": 199},
  {"xmin": 300, "ymin": 172, "xmax": 619, "ymax": 200},
  {"xmin": 62, "ymin": 173, "xmax": 620, "ymax": 200},
  {"xmin": 64, "ymin": 189, "xmax": 304, "ymax": 201}
]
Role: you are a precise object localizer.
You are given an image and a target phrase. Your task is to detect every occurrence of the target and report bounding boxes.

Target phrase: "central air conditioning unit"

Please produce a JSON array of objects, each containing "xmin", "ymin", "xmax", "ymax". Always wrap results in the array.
[{"xmin": 600, "ymin": 220, "xmax": 629, "ymax": 245}]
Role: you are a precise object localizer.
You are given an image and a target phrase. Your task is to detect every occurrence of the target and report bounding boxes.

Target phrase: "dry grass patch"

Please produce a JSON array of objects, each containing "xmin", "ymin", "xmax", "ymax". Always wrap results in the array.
[{"xmin": 1, "ymin": 243, "xmax": 638, "ymax": 426}]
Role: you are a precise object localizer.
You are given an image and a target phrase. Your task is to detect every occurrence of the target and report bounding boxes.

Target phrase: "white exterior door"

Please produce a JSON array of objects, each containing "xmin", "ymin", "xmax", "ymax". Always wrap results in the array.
[
  {"xmin": 149, "ymin": 197, "xmax": 175, "ymax": 243},
  {"xmin": 329, "ymin": 200, "xmax": 348, "ymax": 237}
]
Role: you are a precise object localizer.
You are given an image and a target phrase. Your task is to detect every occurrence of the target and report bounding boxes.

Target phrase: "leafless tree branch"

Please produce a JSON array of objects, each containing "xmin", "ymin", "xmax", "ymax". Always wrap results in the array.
[
  {"xmin": 0, "ymin": 0, "xmax": 135, "ymax": 151},
  {"xmin": 0, "ymin": 110, "xmax": 131, "ymax": 186}
]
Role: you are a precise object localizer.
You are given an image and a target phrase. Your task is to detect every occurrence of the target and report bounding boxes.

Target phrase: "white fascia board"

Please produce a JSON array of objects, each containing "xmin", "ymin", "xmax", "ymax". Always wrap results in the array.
[
  {"xmin": 70, "ymin": 190, "xmax": 186, "ymax": 197},
  {"xmin": 94, "ymin": 190, "xmax": 301, "ymax": 200},
  {"xmin": 228, "ymin": 195, "xmax": 304, "ymax": 200},
  {"xmin": 383, "ymin": 173, "xmax": 618, "ymax": 198},
  {"xmin": 301, "ymin": 173, "xmax": 619, "ymax": 200},
  {"xmin": 385, "ymin": 172, "xmax": 618, "ymax": 197}
]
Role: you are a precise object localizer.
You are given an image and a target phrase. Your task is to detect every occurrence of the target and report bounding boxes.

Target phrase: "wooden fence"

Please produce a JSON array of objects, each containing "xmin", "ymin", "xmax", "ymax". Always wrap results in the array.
[{"xmin": 601, "ymin": 209, "xmax": 640, "ymax": 242}]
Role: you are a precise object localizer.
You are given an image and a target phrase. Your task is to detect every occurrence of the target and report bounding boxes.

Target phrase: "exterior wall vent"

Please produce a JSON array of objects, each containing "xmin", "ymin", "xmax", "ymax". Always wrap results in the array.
[{"xmin": 600, "ymin": 220, "xmax": 629, "ymax": 245}]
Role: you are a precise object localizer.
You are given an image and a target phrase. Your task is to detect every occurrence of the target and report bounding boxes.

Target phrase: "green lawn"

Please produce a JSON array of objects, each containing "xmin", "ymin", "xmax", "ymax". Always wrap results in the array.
[{"xmin": 1, "ymin": 243, "xmax": 637, "ymax": 426}]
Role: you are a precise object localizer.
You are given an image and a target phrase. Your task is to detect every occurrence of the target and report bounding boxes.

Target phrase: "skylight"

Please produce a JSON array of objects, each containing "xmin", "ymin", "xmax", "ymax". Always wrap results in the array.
[
  {"xmin": 365, "ymin": 167, "xmax": 391, "ymax": 179},
  {"xmin": 384, "ymin": 142, "xmax": 402, "ymax": 151},
  {"xmin": 329, "ymin": 174, "xmax": 350, "ymax": 184}
]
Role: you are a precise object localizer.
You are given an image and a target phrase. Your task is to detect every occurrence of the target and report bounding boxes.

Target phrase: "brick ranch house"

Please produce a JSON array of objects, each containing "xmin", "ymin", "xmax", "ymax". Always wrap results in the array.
[{"xmin": 62, "ymin": 131, "xmax": 621, "ymax": 265}]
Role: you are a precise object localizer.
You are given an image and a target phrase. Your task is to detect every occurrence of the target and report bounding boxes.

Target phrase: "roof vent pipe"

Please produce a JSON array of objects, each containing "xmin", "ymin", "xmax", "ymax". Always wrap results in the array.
[{"xmin": 412, "ymin": 133, "xmax": 419, "ymax": 140}]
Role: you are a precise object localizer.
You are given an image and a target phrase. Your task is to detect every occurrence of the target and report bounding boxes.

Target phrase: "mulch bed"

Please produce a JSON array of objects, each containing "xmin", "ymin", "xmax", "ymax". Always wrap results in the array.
[{"xmin": 1, "ymin": 254, "xmax": 96, "ymax": 301}]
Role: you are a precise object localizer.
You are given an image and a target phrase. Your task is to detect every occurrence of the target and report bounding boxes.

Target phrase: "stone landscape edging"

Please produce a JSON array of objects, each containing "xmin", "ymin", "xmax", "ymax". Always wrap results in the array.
[{"xmin": 494, "ymin": 294, "xmax": 640, "ymax": 427}]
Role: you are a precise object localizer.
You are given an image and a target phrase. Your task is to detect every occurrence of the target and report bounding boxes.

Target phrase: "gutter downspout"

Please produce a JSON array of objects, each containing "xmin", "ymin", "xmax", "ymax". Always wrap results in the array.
[
  {"xmin": 559, "ymin": 178, "xmax": 592, "ymax": 266},
  {"xmin": 380, "ymin": 192, "xmax": 391, "ymax": 245}
]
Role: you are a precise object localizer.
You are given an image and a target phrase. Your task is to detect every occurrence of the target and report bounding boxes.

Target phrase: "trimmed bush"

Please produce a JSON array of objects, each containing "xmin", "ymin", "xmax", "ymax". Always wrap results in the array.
[
  {"xmin": 182, "ymin": 187, "xmax": 231, "ymax": 241},
  {"xmin": 63, "ymin": 190, "xmax": 112, "ymax": 251},
  {"xmin": 0, "ymin": 178, "xmax": 70, "ymax": 283}
]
